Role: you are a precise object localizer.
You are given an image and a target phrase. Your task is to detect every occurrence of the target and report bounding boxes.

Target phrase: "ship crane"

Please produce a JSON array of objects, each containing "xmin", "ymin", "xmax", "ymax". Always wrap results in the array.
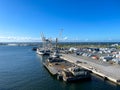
[
  {"xmin": 40, "ymin": 32, "xmax": 52, "ymax": 51},
  {"xmin": 54, "ymin": 29, "xmax": 63, "ymax": 53}
]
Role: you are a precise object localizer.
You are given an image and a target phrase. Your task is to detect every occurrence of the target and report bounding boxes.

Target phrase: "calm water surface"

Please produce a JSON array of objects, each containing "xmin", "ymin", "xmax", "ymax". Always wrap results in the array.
[{"xmin": 0, "ymin": 46, "xmax": 120, "ymax": 90}]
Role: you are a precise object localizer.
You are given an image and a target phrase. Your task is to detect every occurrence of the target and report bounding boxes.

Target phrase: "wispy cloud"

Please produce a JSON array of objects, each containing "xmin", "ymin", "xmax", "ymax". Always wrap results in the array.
[
  {"xmin": 0, "ymin": 36, "xmax": 41, "ymax": 42},
  {"xmin": 85, "ymin": 38, "xmax": 89, "ymax": 41},
  {"xmin": 63, "ymin": 37, "xmax": 68, "ymax": 40}
]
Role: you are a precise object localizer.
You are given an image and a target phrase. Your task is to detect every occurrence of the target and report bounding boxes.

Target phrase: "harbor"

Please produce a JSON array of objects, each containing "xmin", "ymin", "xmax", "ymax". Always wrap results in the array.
[
  {"xmin": 42, "ymin": 50, "xmax": 91, "ymax": 82},
  {"xmin": 1, "ymin": 0, "xmax": 120, "ymax": 89},
  {"xmin": 39, "ymin": 49, "xmax": 120, "ymax": 84},
  {"xmin": 61, "ymin": 54, "xmax": 120, "ymax": 85},
  {"xmin": 35, "ymin": 33, "xmax": 120, "ymax": 85},
  {"xmin": 1, "ymin": 45, "xmax": 120, "ymax": 90}
]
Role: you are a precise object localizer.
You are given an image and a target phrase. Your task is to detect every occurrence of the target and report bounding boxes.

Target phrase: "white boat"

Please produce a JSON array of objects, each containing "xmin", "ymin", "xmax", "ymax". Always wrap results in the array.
[
  {"xmin": 36, "ymin": 48, "xmax": 44, "ymax": 55},
  {"xmin": 36, "ymin": 48, "xmax": 50, "ymax": 55}
]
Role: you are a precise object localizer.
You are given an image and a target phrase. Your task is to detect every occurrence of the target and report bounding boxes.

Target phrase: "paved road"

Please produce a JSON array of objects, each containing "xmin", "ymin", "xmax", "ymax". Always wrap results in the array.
[
  {"xmin": 73, "ymin": 54, "xmax": 110, "ymax": 66},
  {"xmin": 62, "ymin": 54, "xmax": 120, "ymax": 80}
]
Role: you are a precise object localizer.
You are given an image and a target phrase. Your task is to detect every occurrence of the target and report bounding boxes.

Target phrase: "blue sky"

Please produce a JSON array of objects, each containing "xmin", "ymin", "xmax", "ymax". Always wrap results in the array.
[{"xmin": 0, "ymin": 0, "xmax": 120, "ymax": 42}]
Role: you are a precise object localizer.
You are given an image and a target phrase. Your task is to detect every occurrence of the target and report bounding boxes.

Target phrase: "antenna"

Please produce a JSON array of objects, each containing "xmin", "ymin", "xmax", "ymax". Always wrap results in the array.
[
  {"xmin": 58, "ymin": 29, "xmax": 63, "ymax": 41},
  {"xmin": 54, "ymin": 29, "xmax": 63, "ymax": 53},
  {"xmin": 40, "ymin": 32, "xmax": 46, "ymax": 41},
  {"xmin": 40, "ymin": 32, "xmax": 46, "ymax": 50}
]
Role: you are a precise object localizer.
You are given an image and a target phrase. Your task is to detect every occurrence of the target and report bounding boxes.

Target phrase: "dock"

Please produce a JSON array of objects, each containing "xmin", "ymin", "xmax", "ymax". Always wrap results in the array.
[
  {"xmin": 43, "ymin": 56, "xmax": 91, "ymax": 82},
  {"xmin": 61, "ymin": 54, "xmax": 120, "ymax": 85},
  {"xmin": 43, "ymin": 59, "xmax": 73, "ymax": 75}
]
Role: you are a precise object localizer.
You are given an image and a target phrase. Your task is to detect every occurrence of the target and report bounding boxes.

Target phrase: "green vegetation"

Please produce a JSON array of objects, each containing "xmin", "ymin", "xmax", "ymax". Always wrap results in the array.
[{"xmin": 58, "ymin": 42, "xmax": 113, "ymax": 49}]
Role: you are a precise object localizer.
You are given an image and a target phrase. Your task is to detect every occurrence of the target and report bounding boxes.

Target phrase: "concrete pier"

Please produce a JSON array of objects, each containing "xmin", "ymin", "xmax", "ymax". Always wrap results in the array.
[{"xmin": 61, "ymin": 54, "xmax": 120, "ymax": 85}]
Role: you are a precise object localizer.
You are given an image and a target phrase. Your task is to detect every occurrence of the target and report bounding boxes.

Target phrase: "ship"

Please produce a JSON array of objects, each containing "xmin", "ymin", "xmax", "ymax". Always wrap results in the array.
[
  {"xmin": 36, "ymin": 48, "xmax": 50, "ymax": 56},
  {"xmin": 43, "ymin": 53, "xmax": 72, "ymax": 75},
  {"xmin": 43, "ymin": 52, "xmax": 91, "ymax": 82},
  {"xmin": 61, "ymin": 66, "xmax": 91, "ymax": 82}
]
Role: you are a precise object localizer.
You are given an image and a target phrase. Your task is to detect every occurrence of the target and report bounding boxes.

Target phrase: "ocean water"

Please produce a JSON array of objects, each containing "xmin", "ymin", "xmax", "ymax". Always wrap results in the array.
[{"xmin": 0, "ymin": 46, "xmax": 120, "ymax": 90}]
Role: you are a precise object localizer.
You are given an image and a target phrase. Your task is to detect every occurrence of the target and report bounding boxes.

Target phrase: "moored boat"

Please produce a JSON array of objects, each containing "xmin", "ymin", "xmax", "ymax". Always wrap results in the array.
[
  {"xmin": 36, "ymin": 48, "xmax": 50, "ymax": 56},
  {"xmin": 43, "ymin": 53, "xmax": 91, "ymax": 82},
  {"xmin": 61, "ymin": 66, "xmax": 91, "ymax": 82}
]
